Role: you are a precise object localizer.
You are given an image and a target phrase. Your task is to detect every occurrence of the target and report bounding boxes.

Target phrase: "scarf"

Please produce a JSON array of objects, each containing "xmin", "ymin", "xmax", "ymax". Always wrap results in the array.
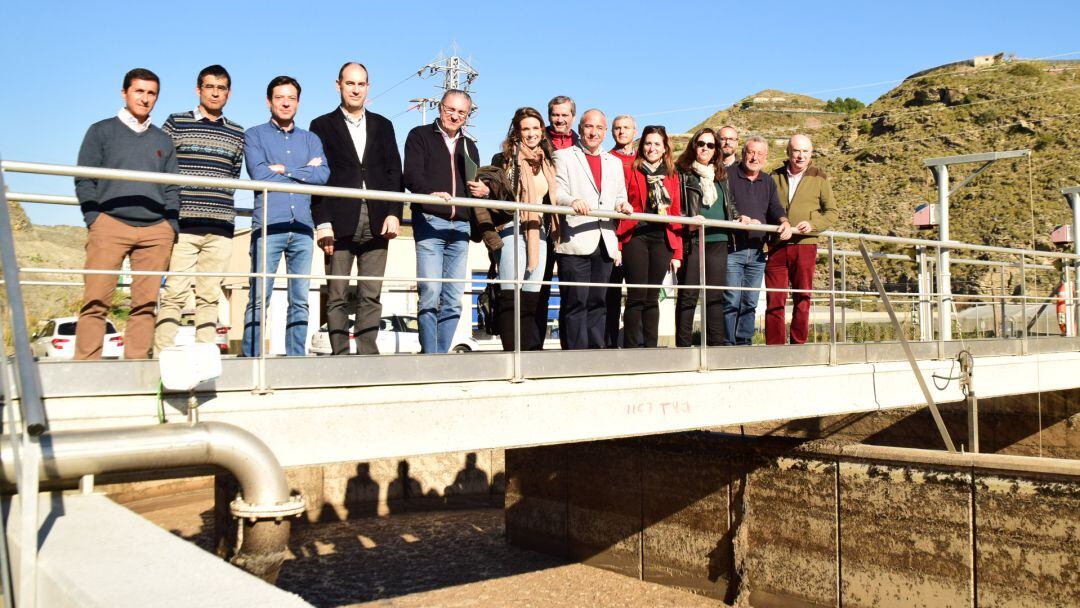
[
  {"xmin": 692, "ymin": 161, "xmax": 718, "ymax": 208},
  {"xmin": 516, "ymin": 144, "xmax": 556, "ymax": 272},
  {"xmin": 641, "ymin": 160, "xmax": 671, "ymax": 215}
]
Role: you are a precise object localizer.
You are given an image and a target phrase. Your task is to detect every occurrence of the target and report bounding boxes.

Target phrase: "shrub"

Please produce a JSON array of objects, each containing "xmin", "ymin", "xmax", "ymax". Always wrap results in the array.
[{"xmin": 1007, "ymin": 62, "xmax": 1042, "ymax": 77}]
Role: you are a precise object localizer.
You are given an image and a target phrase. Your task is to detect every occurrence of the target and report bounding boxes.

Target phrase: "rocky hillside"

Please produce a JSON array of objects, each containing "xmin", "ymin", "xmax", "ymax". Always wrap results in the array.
[{"xmin": 686, "ymin": 59, "xmax": 1080, "ymax": 293}]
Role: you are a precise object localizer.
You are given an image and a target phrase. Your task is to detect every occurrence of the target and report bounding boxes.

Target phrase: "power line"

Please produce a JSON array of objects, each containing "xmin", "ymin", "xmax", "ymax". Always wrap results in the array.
[{"xmin": 369, "ymin": 72, "xmax": 419, "ymax": 103}]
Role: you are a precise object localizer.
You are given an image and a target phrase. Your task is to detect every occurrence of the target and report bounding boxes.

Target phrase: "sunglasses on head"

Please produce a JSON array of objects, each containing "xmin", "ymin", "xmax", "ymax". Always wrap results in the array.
[{"xmin": 696, "ymin": 141, "xmax": 716, "ymax": 149}]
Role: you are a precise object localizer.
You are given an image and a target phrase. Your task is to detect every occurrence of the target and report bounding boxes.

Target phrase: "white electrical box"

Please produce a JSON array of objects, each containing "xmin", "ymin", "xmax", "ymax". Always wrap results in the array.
[{"xmin": 158, "ymin": 343, "xmax": 222, "ymax": 391}]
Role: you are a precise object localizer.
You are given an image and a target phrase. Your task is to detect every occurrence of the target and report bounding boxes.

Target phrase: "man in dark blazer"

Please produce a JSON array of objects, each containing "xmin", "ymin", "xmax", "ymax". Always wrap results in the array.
[{"xmin": 310, "ymin": 62, "xmax": 403, "ymax": 355}]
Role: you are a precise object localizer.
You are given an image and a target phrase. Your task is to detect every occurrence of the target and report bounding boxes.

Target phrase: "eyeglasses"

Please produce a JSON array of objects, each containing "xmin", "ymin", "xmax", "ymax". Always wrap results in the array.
[
  {"xmin": 719, "ymin": 137, "xmax": 738, "ymax": 142},
  {"xmin": 441, "ymin": 105, "xmax": 469, "ymax": 118},
  {"xmin": 695, "ymin": 141, "xmax": 716, "ymax": 150}
]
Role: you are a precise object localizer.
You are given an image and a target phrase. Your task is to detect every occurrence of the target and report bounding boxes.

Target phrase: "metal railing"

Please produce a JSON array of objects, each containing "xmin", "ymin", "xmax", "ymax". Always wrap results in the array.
[{"xmin": 4, "ymin": 160, "xmax": 1078, "ymax": 365}]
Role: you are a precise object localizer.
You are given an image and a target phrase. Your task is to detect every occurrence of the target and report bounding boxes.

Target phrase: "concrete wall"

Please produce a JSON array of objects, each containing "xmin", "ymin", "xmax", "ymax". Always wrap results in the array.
[
  {"xmin": 506, "ymin": 433, "xmax": 1080, "ymax": 607},
  {"xmin": 718, "ymin": 387, "xmax": 1080, "ymax": 459},
  {"xmin": 99, "ymin": 449, "xmax": 505, "ymax": 524}
]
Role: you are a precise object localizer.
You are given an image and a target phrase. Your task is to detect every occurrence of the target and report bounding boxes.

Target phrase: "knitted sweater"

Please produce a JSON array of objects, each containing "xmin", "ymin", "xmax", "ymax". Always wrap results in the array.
[
  {"xmin": 75, "ymin": 117, "xmax": 180, "ymax": 231},
  {"xmin": 161, "ymin": 110, "xmax": 245, "ymax": 237}
]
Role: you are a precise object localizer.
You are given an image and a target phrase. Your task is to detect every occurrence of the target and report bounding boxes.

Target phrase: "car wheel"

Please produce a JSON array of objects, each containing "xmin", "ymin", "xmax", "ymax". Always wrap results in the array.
[{"xmin": 451, "ymin": 344, "xmax": 471, "ymax": 353}]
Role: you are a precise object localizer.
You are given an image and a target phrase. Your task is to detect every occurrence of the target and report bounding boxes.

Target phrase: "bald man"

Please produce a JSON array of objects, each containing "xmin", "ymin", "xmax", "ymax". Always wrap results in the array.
[{"xmin": 765, "ymin": 134, "xmax": 838, "ymax": 345}]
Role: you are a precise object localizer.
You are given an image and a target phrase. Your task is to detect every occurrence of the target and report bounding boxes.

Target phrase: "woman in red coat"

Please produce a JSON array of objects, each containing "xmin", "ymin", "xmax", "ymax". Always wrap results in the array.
[{"xmin": 617, "ymin": 125, "xmax": 682, "ymax": 348}]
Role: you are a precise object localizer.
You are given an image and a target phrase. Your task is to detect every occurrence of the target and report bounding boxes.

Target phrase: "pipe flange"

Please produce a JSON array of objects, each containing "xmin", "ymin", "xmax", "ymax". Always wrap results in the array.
[{"xmin": 230, "ymin": 495, "xmax": 306, "ymax": 522}]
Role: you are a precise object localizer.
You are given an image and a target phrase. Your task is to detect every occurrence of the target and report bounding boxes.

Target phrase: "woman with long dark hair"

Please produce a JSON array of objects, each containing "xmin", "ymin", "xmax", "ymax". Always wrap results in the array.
[
  {"xmin": 616, "ymin": 125, "xmax": 682, "ymax": 348},
  {"xmin": 488, "ymin": 107, "xmax": 557, "ymax": 350},
  {"xmin": 673, "ymin": 127, "xmax": 736, "ymax": 346}
]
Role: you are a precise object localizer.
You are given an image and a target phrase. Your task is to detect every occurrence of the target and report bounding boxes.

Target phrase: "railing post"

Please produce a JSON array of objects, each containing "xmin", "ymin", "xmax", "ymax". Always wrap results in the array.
[
  {"xmin": 0, "ymin": 157, "xmax": 43, "ymax": 607},
  {"xmin": 697, "ymin": 222, "xmax": 707, "ymax": 371},
  {"xmin": 511, "ymin": 209, "xmax": 523, "ymax": 383},
  {"xmin": 1000, "ymin": 262, "xmax": 1008, "ymax": 339},
  {"xmin": 917, "ymin": 246, "xmax": 934, "ymax": 341},
  {"xmin": 1020, "ymin": 255, "xmax": 1029, "ymax": 355},
  {"xmin": 935, "ymin": 245, "xmax": 946, "ymax": 359},
  {"xmin": 256, "ymin": 188, "xmax": 271, "ymax": 393},
  {"xmin": 827, "ymin": 235, "xmax": 837, "ymax": 365},
  {"xmin": 840, "ymin": 254, "xmax": 847, "ymax": 342}
]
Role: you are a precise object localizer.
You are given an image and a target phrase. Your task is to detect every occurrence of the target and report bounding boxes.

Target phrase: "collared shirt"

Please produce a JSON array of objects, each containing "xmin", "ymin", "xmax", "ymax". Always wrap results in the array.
[
  {"xmin": 341, "ymin": 106, "xmax": 368, "ymax": 168},
  {"xmin": 192, "ymin": 106, "xmax": 223, "ymax": 123},
  {"xmin": 117, "ymin": 108, "xmax": 151, "ymax": 133},
  {"xmin": 436, "ymin": 119, "xmax": 461, "ymax": 155},
  {"xmin": 244, "ymin": 119, "xmax": 331, "ymax": 229},
  {"xmin": 786, "ymin": 165, "xmax": 805, "ymax": 203},
  {"xmin": 728, "ymin": 163, "xmax": 786, "ymax": 251}
]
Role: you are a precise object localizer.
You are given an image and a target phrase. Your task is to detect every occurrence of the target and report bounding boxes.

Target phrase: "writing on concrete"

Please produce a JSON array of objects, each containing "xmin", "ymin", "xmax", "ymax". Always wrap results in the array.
[{"xmin": 626, "ymin": 400, "xmax": 691, "ymax": 416}]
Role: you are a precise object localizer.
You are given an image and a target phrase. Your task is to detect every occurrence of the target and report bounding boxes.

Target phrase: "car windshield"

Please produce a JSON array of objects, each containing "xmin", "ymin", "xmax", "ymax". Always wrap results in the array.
[{"xmin": 58, "ymin": 321, "xmax": 117, "ymax": 335}]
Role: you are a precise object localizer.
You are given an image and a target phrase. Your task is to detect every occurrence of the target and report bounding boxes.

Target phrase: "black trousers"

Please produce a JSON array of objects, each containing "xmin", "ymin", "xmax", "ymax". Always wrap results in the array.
[
  {"xmin": 497, "ymin": 290, "xmax": 540, "ymax": 351},
  {"xmin": 621, "ymin": 231, "xmax": 673, "ymax": 348},
  {"xmin": 536, "ymin": 239, "xmax": 557, "ymax": 348},
  {"xmin": 604, "ymin": 263, "xmax": 624, "ymax": 348},
  {"xmin": 675, "ymin": 240, "xmax": 728, "ymax": 346},
  {"xmin": 556, "ymin": 242, "xmax": 612, "ymax": 350},
  {"xmin": 326, "ymin": 237, "xmax": 388, "ymax": 355}
]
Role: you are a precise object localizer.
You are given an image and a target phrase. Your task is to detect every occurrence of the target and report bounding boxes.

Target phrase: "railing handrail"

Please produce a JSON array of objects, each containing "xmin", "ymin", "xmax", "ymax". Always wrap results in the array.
[{"xmin": 4, "ymin": 159, "xmax": 1078, "ymax": 261}]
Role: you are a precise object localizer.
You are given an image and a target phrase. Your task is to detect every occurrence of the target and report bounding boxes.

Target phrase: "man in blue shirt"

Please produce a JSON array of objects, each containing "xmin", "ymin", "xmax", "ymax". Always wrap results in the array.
[{"xmin": 242, "ymin": 75, "xmax": 330, "ymax": 356}]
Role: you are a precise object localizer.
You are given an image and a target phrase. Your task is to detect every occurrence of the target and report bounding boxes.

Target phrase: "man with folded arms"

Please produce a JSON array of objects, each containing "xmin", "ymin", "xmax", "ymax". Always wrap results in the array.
[{"xmin": 241, "ymin": 76, "xmax": 330, "ymax": 357}]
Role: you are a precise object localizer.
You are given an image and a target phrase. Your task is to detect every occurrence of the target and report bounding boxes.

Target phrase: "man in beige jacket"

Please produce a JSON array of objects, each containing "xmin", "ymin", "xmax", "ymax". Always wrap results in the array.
[{"xmin": 765, "ymin": 134, "xmax": 838, "ymax": 345}]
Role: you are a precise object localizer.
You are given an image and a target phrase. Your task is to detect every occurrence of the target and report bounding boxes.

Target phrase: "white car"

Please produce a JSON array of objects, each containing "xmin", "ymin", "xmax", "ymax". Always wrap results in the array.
[
  {"xmin": 172, "ymin": 310, "xmax": 230, "ymax": 354},
  {"xmin": 30, "ymin": 316, "xmax": 124, "ymax": 359},
  {"xmin": 310, "ymin": 314, "xmax": 478, "ymax": 355}
]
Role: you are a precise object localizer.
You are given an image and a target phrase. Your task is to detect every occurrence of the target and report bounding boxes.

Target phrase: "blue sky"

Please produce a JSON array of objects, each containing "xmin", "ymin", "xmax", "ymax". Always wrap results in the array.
[{"xmin": 3, "ymin": 0, "xmax": 1078, "ymax": 226}]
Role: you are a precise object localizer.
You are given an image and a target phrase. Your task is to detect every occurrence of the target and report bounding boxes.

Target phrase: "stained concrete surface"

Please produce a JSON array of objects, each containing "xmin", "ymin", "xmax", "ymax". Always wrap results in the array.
[{"xmin": 133, "ymin": 489, "xmax": 719, "ymax": 607}]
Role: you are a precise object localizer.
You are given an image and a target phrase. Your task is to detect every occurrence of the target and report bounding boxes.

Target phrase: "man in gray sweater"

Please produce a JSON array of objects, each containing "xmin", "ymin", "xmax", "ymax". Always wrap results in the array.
[{"xmin": 74, "ymin": 68, "xmax": 179, "ymax": 359}]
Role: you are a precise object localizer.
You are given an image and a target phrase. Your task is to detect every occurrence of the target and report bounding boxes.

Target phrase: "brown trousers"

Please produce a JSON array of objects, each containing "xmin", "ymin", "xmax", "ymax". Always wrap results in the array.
[{"xmin": 76, "ymin": 214, "xmax": 174, "ymax": 360}]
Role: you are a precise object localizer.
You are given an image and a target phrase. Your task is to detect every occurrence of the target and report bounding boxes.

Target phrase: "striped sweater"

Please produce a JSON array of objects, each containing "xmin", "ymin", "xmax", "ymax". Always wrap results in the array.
[{"xmin": 161, "ymin": 110, "xmax": 245, "ymax": 237}]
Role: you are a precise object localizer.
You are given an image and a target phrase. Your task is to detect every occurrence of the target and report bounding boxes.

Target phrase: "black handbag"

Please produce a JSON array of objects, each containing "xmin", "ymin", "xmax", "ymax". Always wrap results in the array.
[{"xmin": 476, "ymin": 260, "xmax": 500, "ymax": 336}]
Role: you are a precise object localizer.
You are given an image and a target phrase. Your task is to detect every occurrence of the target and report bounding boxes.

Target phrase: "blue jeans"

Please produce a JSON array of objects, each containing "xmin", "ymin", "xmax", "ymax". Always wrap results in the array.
[
  {"xmin": 723, "ymin": 247, "xmax": 766, "ymax": 346},
  {"xmin": 497, "ymin": 225, "xmax": 547, "ymax": 293},
  {"xmin": 414, "ymin": 212, "xmax": 470, "ymax": 353},
  {"xmin": 242, "ymin": 226, "xmax": 313, "ymax": 357}
]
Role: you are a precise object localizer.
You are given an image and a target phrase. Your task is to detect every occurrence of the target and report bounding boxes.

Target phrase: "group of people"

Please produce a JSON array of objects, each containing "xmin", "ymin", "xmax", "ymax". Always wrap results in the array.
[
  {"xmin": 476, "ymin": 97, "xmax": 838, "ymax": 351},
  {"xmin": 71, "ymin": 63, "xmax": 836, "ymax": 361}
]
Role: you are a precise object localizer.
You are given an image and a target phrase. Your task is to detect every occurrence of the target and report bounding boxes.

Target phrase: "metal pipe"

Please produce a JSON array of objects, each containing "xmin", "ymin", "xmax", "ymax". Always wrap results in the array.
[
  {"xmin": 697, "ymin": 223, "xmax": 707, "ymax": 370},
  {"xmin": 932, "ymin": 165, "xmax": 953, "ymax": 341},
  {"xmin": 512, "ymin": 210, "xmax": 522, "ymax": 382},
  {"xmin": 0, "ymin": 422, "xmax": 300, "ymax": 583}
]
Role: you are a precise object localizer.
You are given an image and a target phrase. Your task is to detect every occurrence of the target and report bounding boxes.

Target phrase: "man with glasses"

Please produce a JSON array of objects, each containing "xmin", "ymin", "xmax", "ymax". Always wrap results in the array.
[
  {"xmin": 765, "ymin": 134, "xmax": 837, "ymax": 345},
  {"xmin": 310, "ymin": 62, "xmax": 404, "ymax": 356},
  {"xmin": 718, "ymin": 125, "xmax": 740, "ymax": 167},
  {"xmin": 75, "ymin": 67, "xmax": 179, "ymax": 360},
  {"xmin": 241, "ymin": 75, "xmax": 330, "ymax": 357},
  {"xmin": 724, "ymin": 136, "xmax": 791, "ymax": 346},
  {"xmin": 154, "ymin": 65, "xmax": 245, "ymax": 355},
  {"xmin": 403, "ymin": 89, "xmax": 488, "ymax": 353}
]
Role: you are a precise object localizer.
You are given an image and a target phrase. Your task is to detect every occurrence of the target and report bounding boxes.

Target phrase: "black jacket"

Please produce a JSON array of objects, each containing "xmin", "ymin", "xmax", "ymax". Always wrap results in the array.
[
  {"xmin": 309, "ymin": 109, "xmax": 403, "ymax": 239},
  {"xmin": 403, "ymin": 120, "xmax": 480, "ymax": 219}
]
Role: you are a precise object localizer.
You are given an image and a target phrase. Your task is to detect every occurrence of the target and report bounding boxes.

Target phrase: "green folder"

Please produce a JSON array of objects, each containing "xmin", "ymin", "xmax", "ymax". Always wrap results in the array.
[{"xmin": 464, "ymin": 154, "xmax": 479, "ymax": 183}]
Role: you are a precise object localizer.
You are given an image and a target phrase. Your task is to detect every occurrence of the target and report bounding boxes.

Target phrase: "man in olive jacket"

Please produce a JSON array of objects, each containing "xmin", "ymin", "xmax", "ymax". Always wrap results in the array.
[{"xmin": 765, "ymin": 134, "xmax": 837, "ymax": 345}]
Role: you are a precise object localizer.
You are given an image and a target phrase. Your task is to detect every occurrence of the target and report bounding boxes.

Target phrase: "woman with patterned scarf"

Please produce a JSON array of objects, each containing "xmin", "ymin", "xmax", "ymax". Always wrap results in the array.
[
  {"xmin": 673, "ymin": 127, "xmax": 737, "ymax": 347},
  {"xmin": 489, "ymin": 107, "xmax": 557, "ymax": 351},
  {"xmin": 616, "ymin": 125, "xmax": 682, "ymax": 348}
]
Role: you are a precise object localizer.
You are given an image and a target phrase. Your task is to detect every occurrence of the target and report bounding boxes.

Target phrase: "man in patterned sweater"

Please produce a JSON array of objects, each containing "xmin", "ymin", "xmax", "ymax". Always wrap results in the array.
[{"xmin": 153, "ymin": 65, "xmax": 245, "ymax": 354}]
